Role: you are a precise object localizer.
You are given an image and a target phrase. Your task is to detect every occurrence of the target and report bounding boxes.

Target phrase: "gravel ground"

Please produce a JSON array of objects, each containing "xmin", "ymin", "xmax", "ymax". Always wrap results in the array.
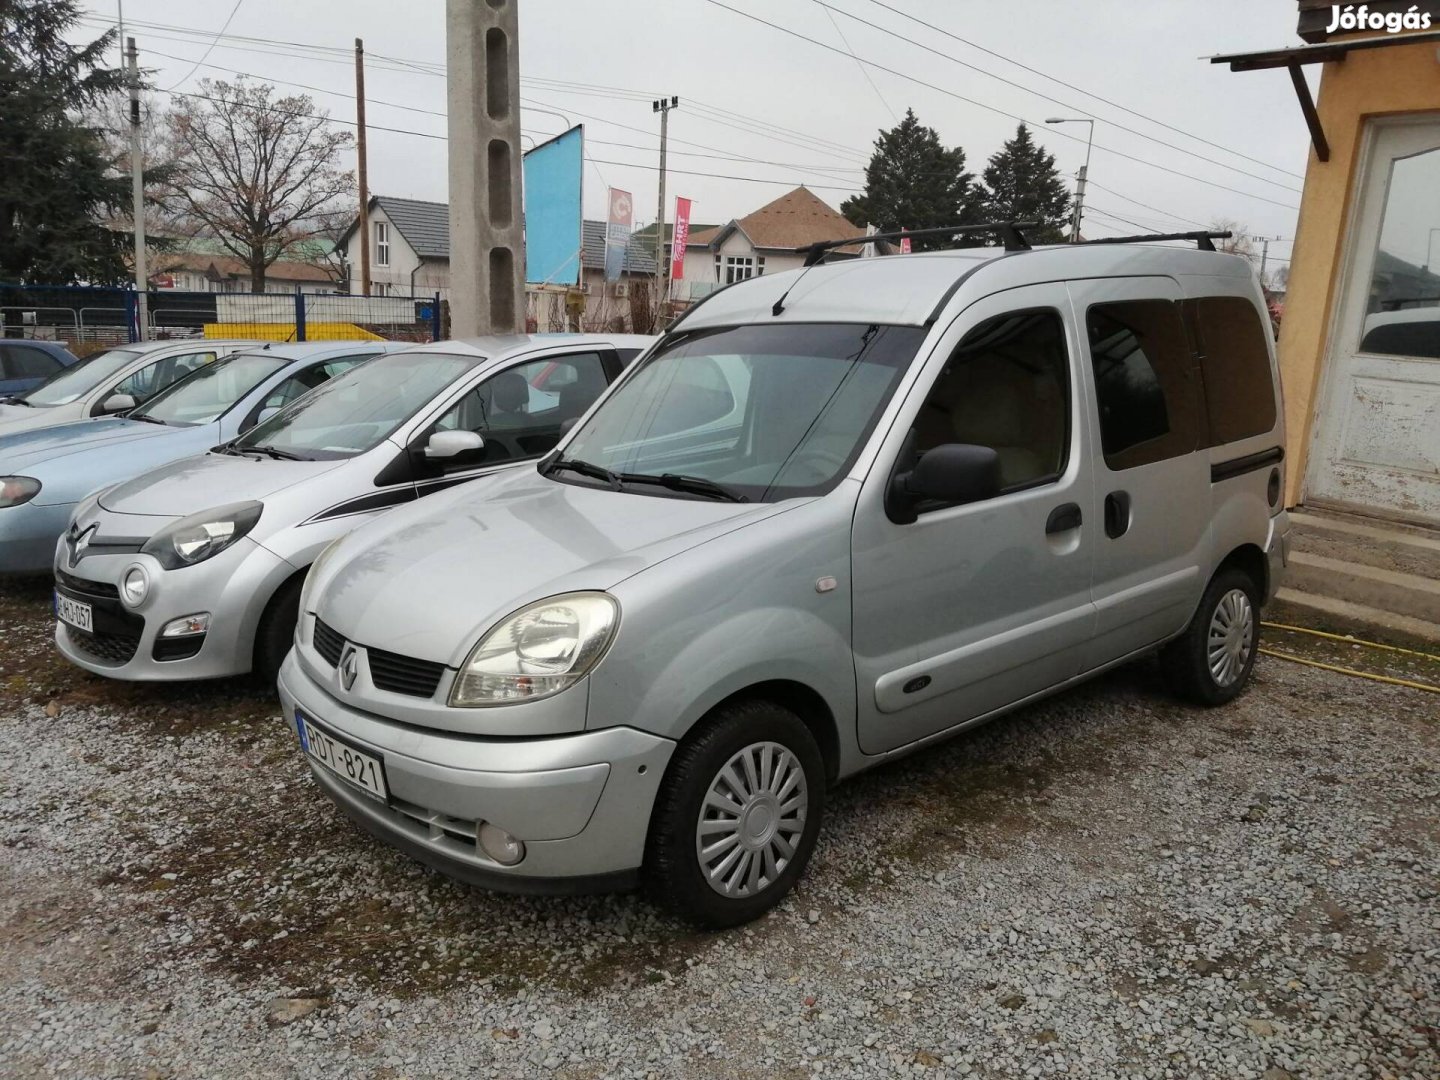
[{"xmin": 0, "ymin": 579, "xmax": 1436, "ymax": 1079}]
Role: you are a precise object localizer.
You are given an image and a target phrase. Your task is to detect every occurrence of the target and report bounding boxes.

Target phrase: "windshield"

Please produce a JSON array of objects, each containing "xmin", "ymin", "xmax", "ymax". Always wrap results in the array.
[
  {"xmin": 20, "ymin": 348, "xmax": 141, "ymax": 406},
  {"xmin": 557, "ymin": 323, "xmax": 924, "ymax": 502},
  {"xmin": 131, "ymin": 352, "xmax": 287, "ymax": 426},
  {"xmin": 233, "ymin": 351, "xmax": 479, "ymax": 459}
]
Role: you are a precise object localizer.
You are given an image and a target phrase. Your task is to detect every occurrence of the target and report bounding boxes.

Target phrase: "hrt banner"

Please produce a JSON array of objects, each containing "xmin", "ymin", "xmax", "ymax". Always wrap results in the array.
[
  {"xmin": 604, "ymin": 188, "xmax": 633, "ymax": 282},
  {"xmin": 670, "ymin": 197, "xmax": 692, "ymax": 281},
  {"xmin": 899, "ymin": 228, "xmax": 912, "ymax": 255}
]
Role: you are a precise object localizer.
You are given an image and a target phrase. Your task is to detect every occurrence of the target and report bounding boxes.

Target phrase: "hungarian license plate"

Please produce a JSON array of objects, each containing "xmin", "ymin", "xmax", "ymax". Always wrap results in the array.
[
  {"xmin": 56, "ymin": 592, "xmax": 93, "ymax": 633},
  {"xmin": 296, "ymin": 711, "xmax": 388, "ymax": 801}
]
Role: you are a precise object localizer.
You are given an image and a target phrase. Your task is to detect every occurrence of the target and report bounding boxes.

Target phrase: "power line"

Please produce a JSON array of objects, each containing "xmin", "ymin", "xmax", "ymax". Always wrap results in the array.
[
  {"xmin": 852, "ymin": 0, "xmax": 1305, "ymax": 182},
  {"xmin": 158, "ymin": 0, "xmax": 245, "ymax": 92},
  {"xmin": 701, "ymin": 0, "xmax": 1301, "ymax": 212}
]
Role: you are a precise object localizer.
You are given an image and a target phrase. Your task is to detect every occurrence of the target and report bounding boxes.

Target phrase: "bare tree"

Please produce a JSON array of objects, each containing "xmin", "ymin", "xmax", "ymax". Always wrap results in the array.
[
  {"xmin": 1209, "ymin": 218, "xmax": 1256, "ymax": 263},
  {"xmin": 163, "ymin": 78, "xmax": 354, "ymax": 293}
]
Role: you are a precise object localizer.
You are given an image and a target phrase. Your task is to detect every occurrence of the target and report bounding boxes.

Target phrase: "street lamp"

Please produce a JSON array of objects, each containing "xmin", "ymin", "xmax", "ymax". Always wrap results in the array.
[{"xmin": 1046, "ymin": 117, "xmax": 1095, "ymax": 243}]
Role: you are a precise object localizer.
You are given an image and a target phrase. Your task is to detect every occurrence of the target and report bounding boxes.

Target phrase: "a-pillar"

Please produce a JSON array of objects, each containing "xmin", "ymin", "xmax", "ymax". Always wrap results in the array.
[{"xmin": 446, "ymin": 0, "xmax": 525, "ymax": 337}]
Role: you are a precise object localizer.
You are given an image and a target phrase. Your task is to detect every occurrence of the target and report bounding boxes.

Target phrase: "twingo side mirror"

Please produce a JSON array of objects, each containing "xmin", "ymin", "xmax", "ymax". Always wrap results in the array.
[
  {"xmin": 423, "ymin": 429, "xmax": 484, "ymax": 459},
  {"xmin": 99, "ymin": 392, "xmax": 136, "ymax": 415},
  {"xmin": 559, "ymin": 416, "xmax": 580, "ymax": 436},
  {"xmin": 253, "ymin": 405, "xmax": 280, "ymax": 427},
  {"xmin": 887, "ymin": 443, "xmax": 1002, "ymax": 525}
]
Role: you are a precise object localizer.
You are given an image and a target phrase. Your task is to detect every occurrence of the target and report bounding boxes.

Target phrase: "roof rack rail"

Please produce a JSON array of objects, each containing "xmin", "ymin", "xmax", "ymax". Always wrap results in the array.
[
  {"xmin": 1079, "ymin": 230, "xmax": 1233, "ymax": 252},
  {"xmin": 796, "ymin": 222, "xmax": 1040, "ymax": 267}
]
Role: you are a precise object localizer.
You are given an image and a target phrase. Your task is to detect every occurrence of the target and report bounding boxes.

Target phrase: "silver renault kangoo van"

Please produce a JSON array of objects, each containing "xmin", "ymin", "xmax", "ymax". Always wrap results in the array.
[{"xmin": 280, "ymin": 232, "xmax": 1290, "ymax": 927}]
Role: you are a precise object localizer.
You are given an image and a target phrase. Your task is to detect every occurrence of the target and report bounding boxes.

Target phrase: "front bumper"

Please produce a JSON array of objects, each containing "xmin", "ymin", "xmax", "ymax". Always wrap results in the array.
[
  {"xmin": 53, "ymin": 536, "xmax": 295, "ymax": 681},
  {"xmin": 1265, "ymin": 509, "xmax": 1291, "ymax": 604},
  {"xmin": 277, "ymin": 651, "xmax": 674, "ymax": 891}
]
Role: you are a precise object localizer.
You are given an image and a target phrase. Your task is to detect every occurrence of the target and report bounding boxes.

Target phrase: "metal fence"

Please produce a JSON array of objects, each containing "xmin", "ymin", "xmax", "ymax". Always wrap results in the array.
[{"xmin": 0, "ymin": 284, "xmax": 443, "ymax": 351}]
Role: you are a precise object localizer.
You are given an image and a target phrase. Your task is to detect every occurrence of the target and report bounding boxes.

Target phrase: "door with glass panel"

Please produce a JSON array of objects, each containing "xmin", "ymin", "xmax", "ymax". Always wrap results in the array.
[{"xmin": 1309, "ymin": 117, "xmax": 1440, "ymax": 524}]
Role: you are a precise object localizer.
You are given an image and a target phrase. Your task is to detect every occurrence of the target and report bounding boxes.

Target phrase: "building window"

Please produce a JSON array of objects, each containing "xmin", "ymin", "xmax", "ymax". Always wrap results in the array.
[
  {"xmin": 375, "ymin": 221, "xmax": 390, "ymax": 267},
  {"xmin": 724, "ymin": 255, "xmax": 764, "ymax": 284}
]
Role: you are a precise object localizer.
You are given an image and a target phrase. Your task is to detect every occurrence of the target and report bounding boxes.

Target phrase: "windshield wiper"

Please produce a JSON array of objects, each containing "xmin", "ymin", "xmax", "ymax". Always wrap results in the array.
[
  {"xmin": 623, "ymin": 472, "xmax": 748, "ymax": 502},
  {"xmin": 242, "ymin": 443, "xmax": 306, "ymax": 461},
  {"xmin": 127, "ymin": 413, "xmax": 168, "ymax": 425},
  {"xmin": 543, "ymin": 455, "xmax": 621, "ymax": 490},
  {"xmin": 2, "ymin": 396, "xmax": 31, "ymax": 407}
]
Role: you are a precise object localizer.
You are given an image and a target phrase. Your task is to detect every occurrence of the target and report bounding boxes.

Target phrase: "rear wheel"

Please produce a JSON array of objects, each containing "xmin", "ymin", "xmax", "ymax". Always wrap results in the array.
[
  {"xmin": 1159, "ymin": 567, "xmax": 1261, "ymax": 706},
  {"xmin": 253, "ymin": 575, "xmax": 303, "ymax": 683},
  {"xmin": 644, "ymin": 700, "xmax": 825, "ymax": 929}
]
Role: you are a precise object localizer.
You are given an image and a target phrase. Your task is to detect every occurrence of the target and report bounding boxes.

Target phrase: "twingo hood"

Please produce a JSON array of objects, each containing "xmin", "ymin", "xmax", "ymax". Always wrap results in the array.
[
  {"xmin": 315, "ymin": 466, "xmax": 796, "ymax": 668},
  {"xmin": 0, "ymin": 417, "xmax": 172, "ymax": 470},
  {"xmin": 100, "ymin": 451, "xmax": 345, "ymax": 516}
]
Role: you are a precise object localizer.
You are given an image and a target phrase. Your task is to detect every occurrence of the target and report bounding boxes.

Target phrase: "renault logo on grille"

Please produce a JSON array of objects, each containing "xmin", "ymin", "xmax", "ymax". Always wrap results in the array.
[
  {"xmin": 67, "ymin": 523, "xmax": 97, "ymax": 569},
  {"xmin": 339, "ymin": 643, "xmax": 359, "ymax": 690}
]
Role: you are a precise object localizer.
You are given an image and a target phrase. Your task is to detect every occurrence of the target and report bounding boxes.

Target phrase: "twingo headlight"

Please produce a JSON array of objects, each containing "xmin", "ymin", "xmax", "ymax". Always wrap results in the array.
[
  {"xmin": 450, "ymin": 592, "xmax": 619, "ymax": 707},
  {"xmin": 0, "ymin": 477, "xmax": 41, "ymax": 508},
  {"xmin": 141, "ymin": 501, "xmax": 263, "ymax": 570}
]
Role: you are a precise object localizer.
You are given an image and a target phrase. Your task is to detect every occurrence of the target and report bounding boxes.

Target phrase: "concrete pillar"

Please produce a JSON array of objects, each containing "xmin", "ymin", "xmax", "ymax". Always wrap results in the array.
[{"xmin": 446, "ymin": 0, "xmax": 525, "ymax": 336}]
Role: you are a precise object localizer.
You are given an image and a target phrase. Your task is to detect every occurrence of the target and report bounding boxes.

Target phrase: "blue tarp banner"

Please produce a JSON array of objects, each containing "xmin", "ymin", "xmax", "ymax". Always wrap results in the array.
[{"xmin": 523, "ymin": 126, "xmax": 584, "ymax": 286}]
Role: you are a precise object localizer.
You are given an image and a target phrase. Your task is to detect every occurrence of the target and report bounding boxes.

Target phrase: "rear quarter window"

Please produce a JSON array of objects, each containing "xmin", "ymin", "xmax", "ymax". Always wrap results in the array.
[{"xmin": 1185, "ymin": 296, "xmax": 1278, "ymax": 444}]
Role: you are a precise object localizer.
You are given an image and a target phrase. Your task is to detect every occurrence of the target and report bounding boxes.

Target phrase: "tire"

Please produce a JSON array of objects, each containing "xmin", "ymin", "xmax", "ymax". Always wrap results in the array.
[
  {"xmin": 1159, "ymin": 566, "xmax": 1262, "ymax": 706},
  {"xmin": 644, "ymin": 699, "xmax": 826, "ymax": 929},
  {"xmin": 252, "ymin": 575, "xmax": 303, "ymax": 683}
]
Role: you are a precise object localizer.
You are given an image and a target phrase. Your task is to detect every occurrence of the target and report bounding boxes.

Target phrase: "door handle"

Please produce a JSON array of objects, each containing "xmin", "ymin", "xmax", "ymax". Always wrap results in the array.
[
  {"xmin": 1045, "ymin": 502, "xmax": 1082, "ymax": 535},
  {"xmin": 1104, "ymin": 491, "xmax": 1132, "ymax": 539}
]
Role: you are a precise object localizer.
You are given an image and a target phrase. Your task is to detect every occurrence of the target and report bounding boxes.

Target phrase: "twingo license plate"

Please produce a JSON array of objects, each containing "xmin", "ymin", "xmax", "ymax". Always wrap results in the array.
[
  {"xmin": 55, "ymin": 592, "xmax": 93, "ymax": 633},
  {"xmin": 296, "ymin": 712, "xmax": 389, "ymax": 801}
]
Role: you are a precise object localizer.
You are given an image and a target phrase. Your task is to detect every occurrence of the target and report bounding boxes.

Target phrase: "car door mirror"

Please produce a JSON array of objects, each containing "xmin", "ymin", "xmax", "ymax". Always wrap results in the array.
[
  {"xmin": 424, "ymin": 429, "xmax": 485, "ymax": 459},
  {"xmin": 559, "ymin": 416, "xmax": 580, "ymax": 436},
  {"xmin": 888, "ymin": 444, "xmax": 1002, "ymax": 524},
  {"xmin": 100, "ymin": 392, "xmax": 137, "ymax": 415},
  {"xmin": 254, "ymin": 405, "xmax": 281, "ymax": 427}
]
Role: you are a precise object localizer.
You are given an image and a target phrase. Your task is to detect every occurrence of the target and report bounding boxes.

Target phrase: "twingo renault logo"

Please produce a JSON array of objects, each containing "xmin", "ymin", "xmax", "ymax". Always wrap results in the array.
[
  {"xmin": 1326, "ymin": 3, "xmax": 1433, "ymax": 33},
  {"xmin": 67, "ymin": 523, "xmax": 97, "ymax": 568},
  {"xmin": 339, "ymin": 643, "xmax": 359, "ymax": 691}
]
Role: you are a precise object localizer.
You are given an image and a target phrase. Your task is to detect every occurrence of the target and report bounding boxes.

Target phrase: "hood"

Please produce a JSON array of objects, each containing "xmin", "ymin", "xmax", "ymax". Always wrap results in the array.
[
  {"xmin": 0, "ymin": 403, "xmax": 82, "ymax": 436},
  {"xmin": 100, "ymin": 451, "xmax": 346, "ymax": 516},
  {"xmin": 316, "ymin": 467, "xmax": 799, "ymax": 666},
  {"xmin": 0, "ymin": 417, "xmax": 183, "ymax": 473},
  {"xmin": 9, "ymin": 422, "xmax": 220, "ymax": 507}
]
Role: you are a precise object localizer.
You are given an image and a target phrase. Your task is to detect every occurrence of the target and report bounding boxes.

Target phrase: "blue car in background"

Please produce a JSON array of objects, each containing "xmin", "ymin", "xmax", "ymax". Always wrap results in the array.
[
  {"xmin": 0, "ymin": 340, "xmax": 411, "ymax": 573},
  {"xmin": 0, "ymin": 340, "xmax": 81, "ymax": 396}
]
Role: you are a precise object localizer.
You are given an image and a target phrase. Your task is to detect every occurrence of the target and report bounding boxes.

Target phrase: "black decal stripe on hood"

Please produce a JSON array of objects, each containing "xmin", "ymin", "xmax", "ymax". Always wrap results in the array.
[{"xmin": 306, "ymin": 487, "xmax": 418, "ymax": 523}]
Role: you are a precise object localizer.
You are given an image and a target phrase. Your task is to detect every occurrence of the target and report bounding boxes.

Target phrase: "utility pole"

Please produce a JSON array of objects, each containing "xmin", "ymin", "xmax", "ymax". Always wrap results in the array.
[
  {"xmin": 355, "ymin": 38, "xmax": 371, "ymax": 297},
  {"xmin": 1046, "ymin": 117, "xmax": 1094, "ymax": 243},
  {"xmin": 653, "ymin": 96, "xmax": 678, "ymax": 314},
  {"xmin": 446, "ymin": 0, "xmax": 525, "ymax": 336},
  {"xmin": 126, "ymin": 37, "xmax": 148, "ymax": 341}
]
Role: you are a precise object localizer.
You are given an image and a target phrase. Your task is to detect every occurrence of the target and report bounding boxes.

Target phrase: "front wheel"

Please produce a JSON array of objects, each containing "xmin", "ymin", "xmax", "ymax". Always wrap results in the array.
[
  {"xmin": 644, "ymin": 700, "xmax": 825, "ymax": 929},
  {"xmin": 1159, "ymin": 567, "xmax": 1261, "ymax": 706}
]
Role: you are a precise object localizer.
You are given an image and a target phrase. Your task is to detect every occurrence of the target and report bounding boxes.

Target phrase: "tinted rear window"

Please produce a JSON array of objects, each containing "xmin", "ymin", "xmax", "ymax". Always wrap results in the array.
[{"xmin": 1185, "ymin": 296, "xmax": 1277, "ymax": 444}]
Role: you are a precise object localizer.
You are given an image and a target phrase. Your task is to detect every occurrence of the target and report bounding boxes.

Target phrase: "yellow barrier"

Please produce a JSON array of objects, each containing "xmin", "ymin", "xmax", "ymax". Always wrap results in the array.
[{"xmin": 202, "ymin": 323, "xmax": 384, "ymax": 342}]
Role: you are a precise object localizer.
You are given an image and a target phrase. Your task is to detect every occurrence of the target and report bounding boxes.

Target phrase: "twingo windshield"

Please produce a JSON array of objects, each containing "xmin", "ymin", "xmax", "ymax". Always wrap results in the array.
[
  {"xmin": 233, "ymin": 351, "xmax": 479, "ymax": 460},
  {"xmin": 130, "ymin": 352, "xmax": 286, "ymax": 426},
  {"xmin": 20, "ymin": 348, "xmax": 141, "ymax": 406},
  {"xmin": 557, "ymin": 323, "xmax": 924, "ymax": 502}
]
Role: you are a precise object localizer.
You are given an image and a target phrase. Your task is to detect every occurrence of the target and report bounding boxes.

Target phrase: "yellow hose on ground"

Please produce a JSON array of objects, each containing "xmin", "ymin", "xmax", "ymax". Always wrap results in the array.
[
  {"xmin": 1257, "ymin": 645, "xmax": 1440, "ymax": 694},
  {"xmin": 1261, "ymin": 620, "xmax": 1440, "ymax": 663}
]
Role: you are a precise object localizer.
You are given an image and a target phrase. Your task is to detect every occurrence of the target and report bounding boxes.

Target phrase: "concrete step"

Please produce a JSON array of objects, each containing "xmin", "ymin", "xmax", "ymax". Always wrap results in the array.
[
  {"xmin": 1284, "ymin": 550, "xmax": 1440, "ymax": 624},
  {"xmin": 1271, "ymin": 588, "xmax": 1440, "ymax": 646},
  {"xmin": 1288, "ymin": 508, "xmax": 1440, "ymax": 581}
]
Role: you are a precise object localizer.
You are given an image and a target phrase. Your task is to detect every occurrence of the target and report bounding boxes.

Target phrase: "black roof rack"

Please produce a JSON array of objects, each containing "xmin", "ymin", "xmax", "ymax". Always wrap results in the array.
[
  {"xmin": 795, "ymin": 222, "xmax": 1039, "ymax": 267},
  {"xmin": 1079, "ymin": 230, "xmax": 1233, "ymax": 252}
]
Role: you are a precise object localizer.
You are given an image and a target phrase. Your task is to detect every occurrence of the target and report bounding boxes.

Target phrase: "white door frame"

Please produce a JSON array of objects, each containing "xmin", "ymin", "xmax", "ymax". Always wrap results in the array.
[{"xmin": 1304, "ymin": 113, "xmax": 1440, "ymax": 525}]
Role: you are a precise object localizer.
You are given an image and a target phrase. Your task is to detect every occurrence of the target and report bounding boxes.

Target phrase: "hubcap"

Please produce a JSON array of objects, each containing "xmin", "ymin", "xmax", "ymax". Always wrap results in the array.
[
  {"xmin": 1207, "ymin": 587, "xmax": 1255, "ymax": 688},
  {"xmin": 696, "ymin": 741, "xmax": 808, "ymax": 899}
]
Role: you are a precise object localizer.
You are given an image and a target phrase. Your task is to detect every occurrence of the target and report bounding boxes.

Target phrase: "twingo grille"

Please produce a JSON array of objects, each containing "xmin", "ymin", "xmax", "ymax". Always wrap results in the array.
[
  {"xmin": 312, "ymin": 617, "xmax": 344, "ymax": 667},
  {"xmin": 366, "ymin": 645, "xmax": 446, "ymax": 699},
  {"xmin": 54, "ymin": 569, "xmax": 119, "ymax": 600},
  {"xmin": 65, "ymin": 624, "xmax": 141, "ymax": 664}
]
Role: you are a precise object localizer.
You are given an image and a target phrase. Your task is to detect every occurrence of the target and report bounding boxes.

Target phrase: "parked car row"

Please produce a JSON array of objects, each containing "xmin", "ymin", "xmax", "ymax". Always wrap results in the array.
[{"xmin": 4, "ymin": 238, "xmax": 1290, "ymax": 927}]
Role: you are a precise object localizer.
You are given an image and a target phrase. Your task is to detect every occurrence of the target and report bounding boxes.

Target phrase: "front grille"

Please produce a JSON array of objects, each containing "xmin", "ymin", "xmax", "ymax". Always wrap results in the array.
[
  {"xmin": 54, "ymin": 569, "xmax": 119, "ymax": 600},
  {"xmin": 312, "ymin": 616, "xmax": 446, "ymax": 699},
  {"xmin": 367, "ymin": 646, "xmax": 446, "ymax": 699},
  {"xmin": 312, "ymin": 617, "xmax": 344, "ymax": 667},
  {"xmin": 390, "ymin": 795, "xmax": 479, "ymax": 848},
  {"xmin": 66, "ymin": 624, "xmax": 141, "ymax": 664}
]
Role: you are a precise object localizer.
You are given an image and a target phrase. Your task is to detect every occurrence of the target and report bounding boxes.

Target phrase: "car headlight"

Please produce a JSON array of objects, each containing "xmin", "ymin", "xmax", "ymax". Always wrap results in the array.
[
  {"xmin": 450, "ymin": 592, "xmax": 619, "ymax": 707},
  {"xmin": 141, "ymin": 501, "xmax": 263, "ymax": 570},
  {"xmin": 299, "ymin": 537, "xmax": 343, "ymax": 618},
  {"xmin": 0, "ymin": 477, "xmax": 41, "ymax": 508}
]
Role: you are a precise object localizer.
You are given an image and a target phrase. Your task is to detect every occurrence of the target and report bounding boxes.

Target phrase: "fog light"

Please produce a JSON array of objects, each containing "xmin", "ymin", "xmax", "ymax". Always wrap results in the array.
[
  {"xmin": 477, "ymin": 821, "xmax": 525, "ymax": 866},
  {"xmin": 120, "ymin": 565, "xmax": 149, "ymax": 607},
  {"xmin": 161, "ymin": 613, "xmax": 210, "ymax": 638}
]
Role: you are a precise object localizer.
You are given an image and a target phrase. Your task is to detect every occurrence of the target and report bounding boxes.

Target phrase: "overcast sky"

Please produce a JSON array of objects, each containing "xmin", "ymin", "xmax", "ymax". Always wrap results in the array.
[{"xmin": 77, "ymin": 0, "xmax": 1312, "ymax": 268}]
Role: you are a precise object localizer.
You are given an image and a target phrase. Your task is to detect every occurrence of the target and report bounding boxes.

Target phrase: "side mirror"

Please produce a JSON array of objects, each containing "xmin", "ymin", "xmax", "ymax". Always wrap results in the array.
[
  {"xmin": 424, "ymin": 429, "xmax": 484, "ymax": 459},
  {"xmin": 254, "ymin": 406, "xmax": 280, "ymax": 426},
  {"xmin": 100, "ymin": 392, "xmax": 136, "ymax": 415},
  {"xmin": 559, "ymin": 416, "xmax": 580, "ymax": 436},
  {"xmin": 887, "ymin": 444, "xmax": 1002, "ymax": 524}
]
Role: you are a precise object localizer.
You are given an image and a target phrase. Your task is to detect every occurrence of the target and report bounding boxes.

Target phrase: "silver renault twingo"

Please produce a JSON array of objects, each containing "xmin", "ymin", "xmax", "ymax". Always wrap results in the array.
[{"xmin": 282, "ymin": 234, "xmax": 1291, "ymax": 927}]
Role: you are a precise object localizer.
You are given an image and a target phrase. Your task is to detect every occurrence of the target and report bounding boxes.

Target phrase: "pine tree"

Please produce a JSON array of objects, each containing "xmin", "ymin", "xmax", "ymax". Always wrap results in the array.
[
  {"xmin": 975, "ymin": 124, "xmax": 1072, "ymax": 245},
  {"xmin": 0, "ymin": 0, "xmax": 131, "ymax": 284},
  {"xmin": 840, "ymin": 109, "xmax": 978, "ymax": 252}
]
